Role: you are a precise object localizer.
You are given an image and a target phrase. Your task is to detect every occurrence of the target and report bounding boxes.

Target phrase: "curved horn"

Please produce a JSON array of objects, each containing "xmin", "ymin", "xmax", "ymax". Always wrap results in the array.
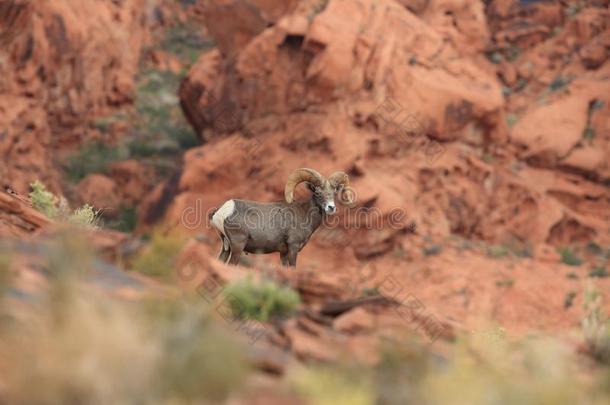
[
  {"xmin": 284, "ymin": 168, "xmax": 324, "ymax": 203},
  {"xmin": 328, "ymin": 171, "xmax": 349, "ymax": 189},
  {"xmin": 328, "ymin": 171, "xmax": 354, "ymax": 205}
]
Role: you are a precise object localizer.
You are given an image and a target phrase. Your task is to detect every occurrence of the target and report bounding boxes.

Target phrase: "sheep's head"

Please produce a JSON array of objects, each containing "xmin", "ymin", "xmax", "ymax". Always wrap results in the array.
[{"xmin": 284, "ymin": 168, "xmax": 352, "ymax": 214}]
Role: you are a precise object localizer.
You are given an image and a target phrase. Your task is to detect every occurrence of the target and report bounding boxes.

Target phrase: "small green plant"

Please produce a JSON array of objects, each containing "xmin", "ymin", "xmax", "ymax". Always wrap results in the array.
[
  {"xmin": 581, "ymin": 284, "xmax": 610, "ymax": 363},
  {"xmin": 487, "ymin": 51, "xmax": 503, "ymax": 64},
  {"xmin": 495, "ymin": 278, "xmax": 514, "ymax": 288},
  {"xmin": 506, "ymin": 113, "xmax": 519, "ymax": 128},
  {"xmin": 30, "ymin": 180, "xmax": 60, "ymax": 218},
  {"xmin": 566, "ymin": 272, "xmax": 578, "ymax": 280},
  {"xmin": 362, "ymin": 287, "xmax": 380, "ymax": 297},
  {"xmin": 68, "ymin": 204, "xmax": 100, "ymax": 229},
  {"xmin": 161, "ymin": 23, "xmax": 214, "ymax": 64},
  {"xmin": 292, "ymin": 364, "xmax": 373, "ymax": 405},
  {"xmin": 131, "ymin": 232, "xmax": 184, "ymax": 278},
  {"xmin": 586, "ymin": 241, "xmax": 603, "ymax": 255},
  {"xmin": 559, "ymin": 247, "xmax": 583, "ymax": 266},
  {"xmin": 457, "ymin": 240, "xmax": 476, "ymax": 251},
  {"xmin": 106, "ymin": 206, "xmax": 138, "ymax": 232},
  {"xmin": 222, "ymin": 277, "xmax": 300, "ymax": 322},
  {"xmin": 591, "ymin": 99, "xmax": 605, "ymax": 111},
  {"xmin": 583, "ymin": 127, "xmax": 595, "ymax": 140},
  {"xmin": 487, "ymin": 244, "xmax": 509, "ymax": 258},
  {"xmin": 549, "ymin": 76, "xmax": 572, "ymax": 92},
  {"xmin": 423, "ymin": 244, "xmax": 442, "ymax": 256},
  {"xmin": 589, "ymin": 267, "xmax": 609, "ymax": 278},
  {"xmin": 564, "ymin": 291, "xmax": 576, "ymax": 309},
  {"xmin": 29, "ymin": 181, "xmax": 99, "ymax": 228}
]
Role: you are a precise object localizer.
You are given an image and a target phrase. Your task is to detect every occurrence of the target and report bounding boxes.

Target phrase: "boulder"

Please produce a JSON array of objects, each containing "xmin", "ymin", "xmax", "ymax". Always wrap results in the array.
[{"xmin": 180, "ymin": 0, "xmax": 503, "ymax": 142}]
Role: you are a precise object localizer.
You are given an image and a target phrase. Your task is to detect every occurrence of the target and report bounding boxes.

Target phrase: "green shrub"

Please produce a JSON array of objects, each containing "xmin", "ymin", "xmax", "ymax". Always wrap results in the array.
[
  {"xmin": 68, "ymin": 204, "xmax": 100, "ymax": 229},
  {"xmin": 487, "ymin": 244, "xmax": 509, "ymax": 258},
  {"xmin": 105, "ymin": 206, "xmax": 138, "ymax": 232},
  {"xmin": 487, "ymin": 51, "xmax": 503, "ymax": 64},
  {"xmin": 30, "ymin": 180, "xmax": 60, "ymax": 218},
  {"xmin": 589, "ymin": 267, "xmax": 609, "ymax": 278},
  {"xmin": 29, "ymin": 181, "xmax": 99, "ymax": 228},
  {"xmin": 422, "ymin": 244, "xmax": 442, "ymax": 256},
  {"xmin": 549, "ymin": 76, "xmax": 572, "ymax": 92},
  {"xmin": 292, "ymin": 365, "xmax": 373, "ymax": 405},
  {"xmin": 161, "ymin": 23, "xmax": 214, "ymax": 64},
  {"xmin": 586, "ymin": 241, "xmax": 603, "ymax": 255},
  {"xmin": 131, "ymin": 232, "xmax": 184, "ymax": 278},
  {"xmin": 582, "ymin": 285, "xmax": 610, "ymax": 364},
  {"xmin": 2, "ymin": 265, "xmax": 247, "ymax": 404},
  {"xmin": 151, "ymin": 300, "xmax": 247, "ymax": 402},
  {"xmin": 559, "ymin": 247, "xmax": 583, "ymax": 266},
  {"xmin": 222, "ymin": 277, "xmax": 300, "ymax": 322},
  {"xmin": 583, "ymin": 127, "xmax": 595, "ymax": 140},
  {"xmin": 132, "ymin": 69, "xmax": 199, "ymax": 158},
  {"xmin": 495, "ymin": 278, "xmax": 514, "ymax": 288},
  {"xmin": 564, "ymin": 291, "xmax": 576, "ymax": 309},
  {"xmin": 64, "ymin": 142, "xmax": 127, "ymax": 183}
]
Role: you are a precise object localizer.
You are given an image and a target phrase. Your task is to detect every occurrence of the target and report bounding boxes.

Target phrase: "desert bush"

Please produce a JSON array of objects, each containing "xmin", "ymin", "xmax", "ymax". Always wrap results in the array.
[
  {"xmin": 222, "ymin": 277, "xmax": 300, "ymax": 322},
  {"xmin": 291, "ymin": 364, "xmax": 372, "ymax": 405},
  {"xmin": 288, "ymin": 326, "xmax": 610, "ymax": 405},
  {"xmin": 589, "ymin": 267, "xmax": 609, "ymax": 278},
  {"xmin": 161, "ymin": 22, "xmax": 213, "ymax": 64},
  {"xmin": 130, "ymin": 231, "xmax": 185, "ymax": 278},
  {"xmin": 487, "ymin": 244, "xmax": 509, "ymax": 258},
  {"xmin": 559, "ymin": 247, "xmax": 583, "ymax": 266},
  {"xmin": 64, "ymin": 141, "xmax": 127, "ymax": 183},
  {"xmin": 30, "ymin": 180, "xmax": 61, "ymax": 218},
  {"xmin": 422, "ymin": 244, "xmax": 442, "ymax": 256},
  {"xmin": 68, "ymin": 204, "xmax": 100, "ymax": 229},
  {"xmin": 105, "ymin": 205, "xmax": 138, "ymax": 232},
  {"xmin": 29, "ymin": 181, "xmax": 100, "ymax": 228},
  {"xmin": 582, "ymin": 284, "xmax": 610, "ymax": 364},
  {"xmin": 0, "ymin": 235, "xmax": 247, "ymax": 404}
]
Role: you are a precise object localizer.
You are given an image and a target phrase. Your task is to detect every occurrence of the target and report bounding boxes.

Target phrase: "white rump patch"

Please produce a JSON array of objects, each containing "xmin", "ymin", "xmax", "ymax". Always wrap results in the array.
[{"xmin": 212, "ymin": 199, "xmax": 235, "ymax": 235}]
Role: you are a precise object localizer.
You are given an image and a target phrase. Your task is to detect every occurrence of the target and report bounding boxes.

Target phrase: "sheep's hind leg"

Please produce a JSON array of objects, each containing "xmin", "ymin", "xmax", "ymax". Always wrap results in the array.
[
  {"xmin": 227, "ymin": 235, "xmax": 248, "ymax": 265},
  {"xmin": 217, "ymin": 234, "xmax": 231, "ymax": 263}
]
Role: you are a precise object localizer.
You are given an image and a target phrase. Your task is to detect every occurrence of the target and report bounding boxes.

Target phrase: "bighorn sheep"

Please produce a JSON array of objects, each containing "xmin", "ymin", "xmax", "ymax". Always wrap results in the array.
[{"xmin": 210, "ymin": 168, "xmax": 352, "ymax": 267}]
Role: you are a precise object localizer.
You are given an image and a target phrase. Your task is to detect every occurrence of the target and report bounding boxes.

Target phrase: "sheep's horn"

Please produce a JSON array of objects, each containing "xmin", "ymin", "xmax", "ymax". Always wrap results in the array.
[
  {"xmin": 328, "ymin": 171, "xmax": 349, "ymax": 189},
  {"xmin": 284, "ymin": 168, "xmax": 324, "ymax": 203},
  {"xmin": 329, "ymin": 171, "xmax": 354, "ymax": 205}
]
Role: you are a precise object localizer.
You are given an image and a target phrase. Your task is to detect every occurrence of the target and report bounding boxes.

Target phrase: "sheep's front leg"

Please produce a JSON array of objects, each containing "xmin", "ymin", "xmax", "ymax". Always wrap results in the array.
[
  {"xmin": 280, "ymin": 251, "xmax": 290, "ymax": 267},
  {"xmin": 286, "ymin": 246, "xmax": 298, "ymax": 267}
]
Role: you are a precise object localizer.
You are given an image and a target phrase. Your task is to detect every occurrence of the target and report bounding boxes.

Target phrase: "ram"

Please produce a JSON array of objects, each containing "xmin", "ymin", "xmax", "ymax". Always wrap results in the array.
[{"xmin": 210, "ymin": 168, "xmax": 352, "ymax": 267}]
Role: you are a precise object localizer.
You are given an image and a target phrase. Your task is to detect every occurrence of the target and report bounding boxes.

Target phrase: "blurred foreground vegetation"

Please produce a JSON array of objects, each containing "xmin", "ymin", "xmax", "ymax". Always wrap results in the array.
[{"xmin": 1, "ymin": 229, "xmax": 610, "ymax": 404}]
